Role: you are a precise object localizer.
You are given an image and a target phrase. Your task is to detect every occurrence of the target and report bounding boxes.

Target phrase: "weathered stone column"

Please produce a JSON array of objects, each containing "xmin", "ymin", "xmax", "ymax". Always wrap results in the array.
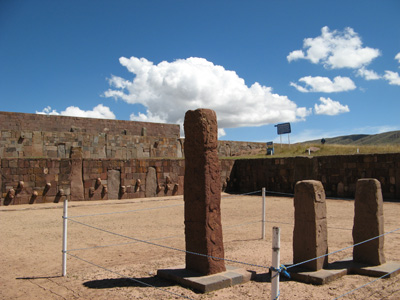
[
  {"xmin": 184, "ymin": 109, "xmax": 226, "ymax": 275},
  {"xmin": 353, "ymin": 178, "xmax": 385, "ymax": 266},
  {"xmin": 293, "ymin": 180, "xmax": 328, "ymax": 271},
  {"xmin": 69, "ymin": 147, "xmax": 84, "ymax": 201}
]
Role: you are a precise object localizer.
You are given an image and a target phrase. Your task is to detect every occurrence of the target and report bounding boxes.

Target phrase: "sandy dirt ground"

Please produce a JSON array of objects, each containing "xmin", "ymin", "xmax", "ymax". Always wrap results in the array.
[{"xmin": 1, "ymin": 193, "xmax": 400, "ymax": 300}]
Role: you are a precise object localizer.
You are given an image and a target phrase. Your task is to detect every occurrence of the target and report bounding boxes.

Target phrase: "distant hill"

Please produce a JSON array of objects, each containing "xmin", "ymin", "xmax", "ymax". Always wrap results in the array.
[{"xmin": 305, "ymin": 130, "xmax": 400, "ymax": 145}]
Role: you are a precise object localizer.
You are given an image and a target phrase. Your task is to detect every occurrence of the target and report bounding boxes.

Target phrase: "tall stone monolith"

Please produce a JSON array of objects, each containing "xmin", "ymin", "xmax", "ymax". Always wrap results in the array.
[
  {"xmin": 353, "ymin": 178, "xmax": 385, "ymax": 266},
  {"xmin": 293, "ymin": 180, "xmax": 328, "ymax": 271},
  {"xmin": 184, "ymin": 108, "xmax": 226, "ymax": 275}
]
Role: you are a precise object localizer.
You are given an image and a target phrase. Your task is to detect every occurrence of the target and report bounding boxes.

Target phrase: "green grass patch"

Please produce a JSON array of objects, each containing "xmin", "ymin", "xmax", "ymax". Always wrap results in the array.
[{"xmin": 220, "ymin": 143, "xmax": 400, "ymax": 159}]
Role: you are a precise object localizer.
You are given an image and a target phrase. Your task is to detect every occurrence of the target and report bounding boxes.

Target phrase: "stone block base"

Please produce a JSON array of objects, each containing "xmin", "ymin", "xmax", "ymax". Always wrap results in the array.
[
  {"xmin": 157, "ymin": 265, "xmax": 252, "ymax": 293},
  {"xmin": 287, "ymin": 258, "xmax": 400, "ymax": 285},
  {"xmin": 288, "ymin": 260, "xmax": 348, "ymax": 285},
  {"xmin": 350, "ymin": 260, "xmax": 400, "ymax": 278}
]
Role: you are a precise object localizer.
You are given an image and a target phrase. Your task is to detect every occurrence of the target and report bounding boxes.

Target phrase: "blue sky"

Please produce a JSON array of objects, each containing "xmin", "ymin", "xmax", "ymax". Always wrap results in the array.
[{"xmin": 1, "ymin": 0, "xmax": 399, "ymax": 143}]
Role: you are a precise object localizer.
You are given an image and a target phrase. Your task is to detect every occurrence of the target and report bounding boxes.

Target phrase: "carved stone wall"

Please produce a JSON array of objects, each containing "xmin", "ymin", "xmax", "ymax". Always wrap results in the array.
[
  {"xmin": 0, "ymin": 111, "xmax": 180, "ymax": 137},
  {"xmin": 1, "ymin": 158, "xmax": 185, "ymax": 205},
  {"xmin": 226, "ymin": 154, "xmax": 400, "ymax": 200},
  {"xmin": 1, "ymin": 152, "xmax": 399, "ymax": 206},
  {"xmin": 0, "ymin": 111, "xmax": 266, "ymax": 159}
]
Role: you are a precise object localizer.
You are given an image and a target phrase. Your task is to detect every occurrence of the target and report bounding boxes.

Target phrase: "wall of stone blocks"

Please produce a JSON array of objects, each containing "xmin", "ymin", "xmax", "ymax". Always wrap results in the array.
[
  {"xmin": 0, "ymin": 158, "xmax": 70, "ymax": 205},
  {"xmin": 2, "ymin": 152, "xmax": 398, "ymax": 206},
  {"xmin": 0, "ymin": 158, "xmax": 187, "ymax": 205},
  {"xmin": 0, "ymin": 130, "xmax": 267, "ymax": 160},
  {"xmin": 82, "ymin": 159, "xmax": 186, "ymax": 201},
  {"xmin": 226, "ymin": 153, "xmax": 400, "ymax": 200},
  {"xmin": 0, "ymin": 130, "xmax": 184, "ymax": 159},
  {"xmin": 0, "ymin": 111, "xmax": 180, "ymax": 138},
  {"xmin": 0, "ymin": 111, "xmax": 267, "ymax": 159},
  {"xmin": 218, "ymin": 140, "xmax": 267, "ymax": 157}
]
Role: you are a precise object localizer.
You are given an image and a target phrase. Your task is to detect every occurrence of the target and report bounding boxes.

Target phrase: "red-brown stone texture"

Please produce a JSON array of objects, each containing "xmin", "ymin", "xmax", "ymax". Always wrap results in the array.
[
  {"xmin": 183, "ymin": 109, "xmax": 226, "ymax": 275},
  {"xmin": 0, "ymin": 158, "xmax": 185, "ymax": 205},
  {"xmin": 353, "ymin": 178, "xmax": 386, "ymax": 266},
  {"xmin": 293, "ymin": 180, "xmax": 328, "ymax": 271},
  {"xmin": 0, "ymin": 111, "xmax": 180, "ymax": 138},
  {"xmin": 0, "ymin": 111, "xmax": 267, "ymax": 159},
  {"xmin": 225, "ymin": 154, "xmax": 400, "ymax": 200}
]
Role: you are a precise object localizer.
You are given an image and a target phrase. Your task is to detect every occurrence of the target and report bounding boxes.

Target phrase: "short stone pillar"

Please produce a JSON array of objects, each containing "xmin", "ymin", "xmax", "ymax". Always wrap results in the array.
[
  {"xmin": 183, "ymin": 108, "xmax": 226, "ymax": 275},
  {"xmin": 353, "ymin": 178, "xmax": 385, "ymax": 266},
  {"xmin": 293, "ymin": 180, "xmax": 328, "ymax": 271}
]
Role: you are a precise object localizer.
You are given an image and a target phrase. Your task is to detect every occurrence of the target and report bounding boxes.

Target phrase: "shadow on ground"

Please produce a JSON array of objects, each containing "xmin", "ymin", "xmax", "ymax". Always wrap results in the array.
[{"xmin": 83, "ymin": 276, "xmax": 174, "ymax": 289}]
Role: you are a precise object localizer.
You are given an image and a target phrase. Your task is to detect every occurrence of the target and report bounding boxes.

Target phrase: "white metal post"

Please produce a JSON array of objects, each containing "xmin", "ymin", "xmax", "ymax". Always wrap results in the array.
[
  {"xmin": 62, "ymin": 198, "xmax": 68, "ymax": 276},
  {"xmin": 262, "ymin": 187, "xmax": 266, "ymax": 240},
  {"xmin": 271, "ymin": 227, "xmax": 281, "ymax": 300}
]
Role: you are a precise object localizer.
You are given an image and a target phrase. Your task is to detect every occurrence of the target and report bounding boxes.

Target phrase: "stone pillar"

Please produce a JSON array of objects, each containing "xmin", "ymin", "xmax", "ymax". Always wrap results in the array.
[
  {"xmin": 293, "ymin": 180, "xmax": 328, "ymax": 271},
  {"xmin": 69, "ymin": 147, "xmax": 84, "ymax": 201},
  {"xmin": 183, "ymin": 109, "xmax": 226, "ymax": 275},
  {"xmin": 145, "ymin": 167, "xmax": 157, "ymax": 197},
  {"xmin": 353, "ymin": 178, "xmax": 385, "ymax": 266}
]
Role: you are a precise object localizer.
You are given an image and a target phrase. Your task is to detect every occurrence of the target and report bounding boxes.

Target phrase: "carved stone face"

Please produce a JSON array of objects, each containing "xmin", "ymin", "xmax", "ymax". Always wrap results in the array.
[
  {"xmin": 8, "ymin": 188, "xmax": 15, "ymax": 199},
  {"xmin": 18, "ymin": 181, "xmax": 24, "ymax": 190},
  {"xmin": 135, "ymin": 179, "xmax": 141, "ymax": 192},
  {"xmin": 89, "ymin": 187, "xmax": 95, "ymax": 196},
  {"xmin": 102, "ymin": 186, "xmax": 108, "ymax": 194},
  {"xmin": 96, "ymin": 178, "xmax": 102, "ymax": 186},
  {"xmin": 120, "ymin": 186, "xmax": 126, "ymax": 194}
]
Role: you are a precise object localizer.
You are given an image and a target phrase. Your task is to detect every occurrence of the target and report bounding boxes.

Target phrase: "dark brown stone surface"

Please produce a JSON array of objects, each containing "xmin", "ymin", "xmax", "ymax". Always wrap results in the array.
[
  {"xmin": 184, "ymin": 109, "xmax": 226, "ymax": 275},
  {"xmin": 107, "ymin": 170, "xmax": 121, "ymax": 200},
  {"xmin": 353, "ymin": 178, "xmax": 386, "ymax": 266},
  {"xmin": 70, "ymin": 159, "xmax": 84, "ymax": 201},
  {"xmin": 145, "ymin": 167, "xmax": 157, "ymax": 197},
  {"xmin": 293, "ymin": 180, "xmax": 328, "ymax": 271}
]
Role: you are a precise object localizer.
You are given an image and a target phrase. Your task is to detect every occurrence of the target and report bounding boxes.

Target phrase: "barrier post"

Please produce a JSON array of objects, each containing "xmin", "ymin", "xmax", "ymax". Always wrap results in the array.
[
  {"xmin": 62, "ymin": 198, "xmax": 68, "ymax": 276},
  {"xmin": 271, "ymin": 227, "xmax": 280, "ymax": 300},
  {"xmin": 262, "ymin": 187, "xmax": 266, "ymax": 240}
]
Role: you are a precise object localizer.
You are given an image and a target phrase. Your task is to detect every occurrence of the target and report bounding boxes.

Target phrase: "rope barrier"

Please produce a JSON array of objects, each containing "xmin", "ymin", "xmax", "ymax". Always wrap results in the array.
[
  {"xmin": 332, "ymin": 266, "xmax": 400, "ymax": 300},
  {"xmin": 67, "ymin": 234, "xmax": 182, "ymax": 252},
  {"xmin": 68, "ymin": 203, "xmax": 183, "ymax": 219},
  {"xmin": 62, "ymin": 188, "xmax": 400, "ymax": 300},
  {"xmin": 67, "ymin": 218, "xmax": 263, "ymax": 253},
  {"xmin": 264, "ymin": 190, "xmax": 294, "ymax": 197},
  {"xmin": 66, "ymin": 253, "xmax": 194, "ymax": 300},
  {"xmin": 67, "ymin": 189, "xmax": 263, "ymax": 219},
  {"xmin": 67, "ymin": 202, "xmax": 400, "ymax": 274},
  {"xmin": 287, "ymin": 226, "xmax": 400, "ymax": 270},
  {"xmin": 221, "ymin": 190, "xmax": 262, "ymax": 198},
  {"xmin": 68, "ymin": 218, "xmax": 270, "ymax": 270}
]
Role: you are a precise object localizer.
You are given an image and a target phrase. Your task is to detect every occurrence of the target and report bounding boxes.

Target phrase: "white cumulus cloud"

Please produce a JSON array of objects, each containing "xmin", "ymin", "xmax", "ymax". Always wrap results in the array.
[
  {"xmin": 395, "ymin": 52, "xmax": 400, "ymax": 64},
  {"xmin": 356, "ymin": 67, "xmax": 381, "ymax": 80},
  {"xmin": 314, "ymin": 97, "xmax": 350, "ymax": 116},
  {"xmin": 290, "ymin": 76, "xmax": 356, "ymax": 93},
  {"xmin": 383, "ymin": 71, "xmax": 400, "ymax": 85},
  {"xmin": 287, "ymin": 26, "xmax": 381, "ymax": 69},
  {"xmin": 104, "ymin": 56, "xmax": 312, "ymax": 135},
  {"xmin": 36, "ymin": 104, "xmax": 116, "ymax": 119},
  {"xmin": 287, "ymin": 50, "xmax": 305, "ymax": 62}
]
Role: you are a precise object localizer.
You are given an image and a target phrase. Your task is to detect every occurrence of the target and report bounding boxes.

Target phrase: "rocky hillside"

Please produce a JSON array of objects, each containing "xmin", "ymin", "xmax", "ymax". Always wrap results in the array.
[{"xmin": 307, "ymin": 130, "xmax": 400, "ymax": 145}]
